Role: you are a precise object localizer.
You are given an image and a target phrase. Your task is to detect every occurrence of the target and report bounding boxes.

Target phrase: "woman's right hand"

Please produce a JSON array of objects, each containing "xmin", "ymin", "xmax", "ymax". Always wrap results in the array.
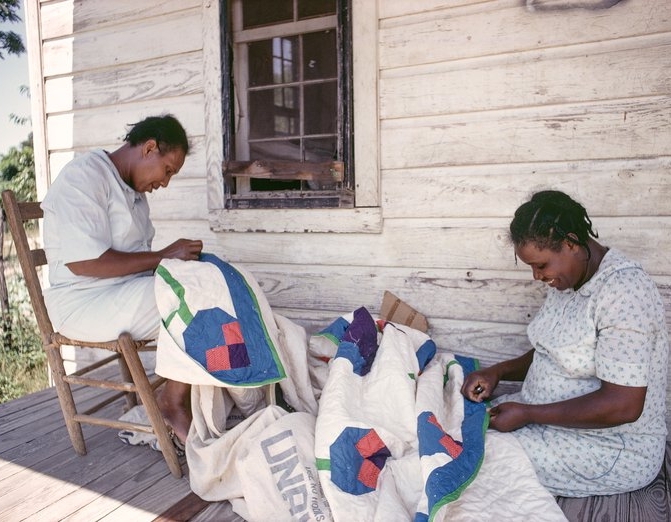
[
  {"xmin": 461, "ymin": 367, "xmax": 500, "ymax": 403},
  {"xmin": 160, "ymin": 238, "xmax": 203, "ymax": 261}
]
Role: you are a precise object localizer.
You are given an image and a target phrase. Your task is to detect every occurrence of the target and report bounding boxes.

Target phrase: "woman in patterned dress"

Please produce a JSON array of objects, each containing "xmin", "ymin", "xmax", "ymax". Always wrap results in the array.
[{"xmin": 461, "ymin": 190, "xmax": 668, "ymax": 497}]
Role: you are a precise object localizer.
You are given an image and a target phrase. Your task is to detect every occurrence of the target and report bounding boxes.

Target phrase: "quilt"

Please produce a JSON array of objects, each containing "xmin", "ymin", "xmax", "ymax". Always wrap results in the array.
[{"xmin": 154, "ymin": 255, "xmax": 567, "ymax": 522}]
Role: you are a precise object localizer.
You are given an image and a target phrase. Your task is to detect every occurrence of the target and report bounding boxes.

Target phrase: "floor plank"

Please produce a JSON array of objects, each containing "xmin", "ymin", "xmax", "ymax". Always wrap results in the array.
[
  {"xmin": 152, "ymin": 492, "xmax": 212, "ymax": 522},
  {"xmin": 188, "ymin": 500, "xmax": 246, "ymax": 522}
]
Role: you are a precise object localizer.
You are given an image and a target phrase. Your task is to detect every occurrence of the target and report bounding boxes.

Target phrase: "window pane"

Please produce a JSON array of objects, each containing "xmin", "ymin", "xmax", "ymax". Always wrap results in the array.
[
  {"xmin": 249, "ymin": 87, "xmax": 299, "ymax": 139},
  {"xmin": 298, "ymin": 0, "xmax": 336, "ymax": 19},
  {"xmin": 304, "ymin": 137, "xmax": 337, "ymax": 162},
  {"xmin": 304, "ymin": 81, "xmax": 337, "ymax": 135},
  {"xmin": 248, "ymin": 37, "xmax": 298, "ymax": 87},
  {"xmin": 303, "ymin": 31, "xmax": 337, "ymax": 81},
  {"xmin": 243, "ymin": 0, "xmax": 293, "ymax": 29},
  {"xmin": 305, "ymin": 138, "xmax": 338, "ymax": 189},
  {"xmin": 250, "ymin": 139, "xmax": 302, "ymax": 161}
]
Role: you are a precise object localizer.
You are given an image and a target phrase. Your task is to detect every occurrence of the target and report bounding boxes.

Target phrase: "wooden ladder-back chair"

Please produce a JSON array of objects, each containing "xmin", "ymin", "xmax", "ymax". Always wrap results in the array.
[{"xmin": 1, "ymin": 189, "xmax": 182, "ymax": 478}]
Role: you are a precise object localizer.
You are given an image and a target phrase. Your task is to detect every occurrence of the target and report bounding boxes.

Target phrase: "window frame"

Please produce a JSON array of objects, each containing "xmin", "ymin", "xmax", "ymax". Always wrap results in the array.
[{"xmin": 202, "ymin": 0, "xmax": 380, "ymax": 233}]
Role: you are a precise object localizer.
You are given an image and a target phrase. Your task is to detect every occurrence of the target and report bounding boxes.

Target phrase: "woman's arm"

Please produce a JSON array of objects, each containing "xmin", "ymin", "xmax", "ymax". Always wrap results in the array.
[
  {"xmin": 492, "ymin": 349, "xmax": 536, "ymax": 381},
  {"xmin": 66, "ymin": 238, "xmax": 203, "ymax": 278},
  {"xmin": 489, "ymin": 380, "xmax": 647, "ymax": 432}
]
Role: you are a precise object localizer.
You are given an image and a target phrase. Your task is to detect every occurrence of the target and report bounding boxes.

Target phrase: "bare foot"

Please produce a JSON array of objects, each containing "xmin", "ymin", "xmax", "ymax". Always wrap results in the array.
[{"xmin": 157, "ymin": 380, "xmax": 192, "ymax": 444}]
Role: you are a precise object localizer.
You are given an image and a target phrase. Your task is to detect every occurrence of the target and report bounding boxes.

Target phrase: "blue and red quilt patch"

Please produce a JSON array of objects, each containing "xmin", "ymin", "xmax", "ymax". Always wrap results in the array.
[
  {"xmin": 157, "ymin": 253, "xmax": 286, "ymax": 386},
  {"xmin": 183, "ymin": 308, "xmax": 251, "ymax": 378},
  {"xmin": 329, "ymin": 426, "xmax": 392, "ymax": 495}
]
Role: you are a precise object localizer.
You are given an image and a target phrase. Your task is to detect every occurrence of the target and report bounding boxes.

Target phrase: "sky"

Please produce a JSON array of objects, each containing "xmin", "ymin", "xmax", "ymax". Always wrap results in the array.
[{"xmin": 0, "ymin": 1, "xmax": 32, "ymax": 156}]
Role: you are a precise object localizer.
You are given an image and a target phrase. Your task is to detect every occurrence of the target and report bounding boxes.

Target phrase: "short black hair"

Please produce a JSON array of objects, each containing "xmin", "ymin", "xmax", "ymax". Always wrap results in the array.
[
  {"xmin": 124, "ymin": 114, "xmax": 189, "ymax": 155},
  {"xmin": 510, "ymin": 190, "xmax": 598, "ymax": 252}
]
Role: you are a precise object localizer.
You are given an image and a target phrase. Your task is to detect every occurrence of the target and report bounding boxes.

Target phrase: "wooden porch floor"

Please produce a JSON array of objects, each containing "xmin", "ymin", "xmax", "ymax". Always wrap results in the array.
[
  {"xmin": 1, "ymin": 379, "xmax": 670, "ymax": 521},
  {"xmin": 0, "ymin": 376, "xmax": 242, "ymax": 522}
]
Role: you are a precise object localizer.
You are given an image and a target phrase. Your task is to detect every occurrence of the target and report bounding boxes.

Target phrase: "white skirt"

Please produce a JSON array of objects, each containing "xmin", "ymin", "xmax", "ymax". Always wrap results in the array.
[{"xmin": 44, "ymin": 275, "xmax": 160, "ymax": 341}]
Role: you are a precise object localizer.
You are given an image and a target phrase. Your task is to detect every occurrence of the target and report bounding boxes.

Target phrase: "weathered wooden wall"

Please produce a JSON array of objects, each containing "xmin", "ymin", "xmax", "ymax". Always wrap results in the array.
[{"xmin": 25, "ymin": 0, "xmax": 671, "ymax": 425}]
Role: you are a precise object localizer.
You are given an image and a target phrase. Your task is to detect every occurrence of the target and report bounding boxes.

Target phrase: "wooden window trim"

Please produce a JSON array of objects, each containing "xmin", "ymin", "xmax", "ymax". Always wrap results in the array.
[{"xmin": 202, "ymin": 0, "xmax": 380, "ymax": 233}]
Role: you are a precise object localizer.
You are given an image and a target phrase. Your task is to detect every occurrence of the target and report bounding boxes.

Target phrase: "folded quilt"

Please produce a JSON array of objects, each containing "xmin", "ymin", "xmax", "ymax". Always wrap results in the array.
[
  {"xmin": 312, "ymin": 307, "xmax": 485, "ymax": 520},
  {"xmin": 155, "ymin": 253, "xmax": 286, "ymax": 388},
  {"xmin": 153, "ymin": 255, "xmax": 567, "ymax": 521}
]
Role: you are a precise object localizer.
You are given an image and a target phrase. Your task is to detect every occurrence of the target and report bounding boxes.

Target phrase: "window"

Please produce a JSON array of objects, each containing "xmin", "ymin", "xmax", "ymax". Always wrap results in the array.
[
  {"xmin": 203, "ymin": 0, "xmax": 380, "ymax": 233},
  {"xmin": 223, "ymin": 0, "xmax": 353, "ymax": 209}
]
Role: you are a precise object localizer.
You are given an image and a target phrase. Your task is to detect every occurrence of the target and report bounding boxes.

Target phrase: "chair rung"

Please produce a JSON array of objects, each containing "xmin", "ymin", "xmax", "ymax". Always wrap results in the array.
[
  {"xmin": 73, "ymin": 375, "xmax": 165, "ymax": 416},
  {"xmin": 63, "ymin": 374, "xmax": 136, "ymax": 392},
  {"xmin": 79, "ymin": 390, "xmax": 128, "ymax": 415},
  {"xmin": 73, "ymin": 413, "xmax": 155, "ymax": 434},
  {"xmin": 64, "ymin": 373, "xmax": 164, "ymax": 393},
  {"xmin": 70, "ymin": 353, "xmax": 121, "ymax": 376},
  {"xmin": 150, "ymin": 375, "xmax": 167, "ymax": 390}
]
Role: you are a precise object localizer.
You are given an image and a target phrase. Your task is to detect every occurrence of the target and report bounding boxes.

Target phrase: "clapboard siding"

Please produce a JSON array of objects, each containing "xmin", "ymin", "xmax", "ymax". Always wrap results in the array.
[
  {"xmin": 248, "ymin": 264, "xmax": 671, "ymax": 331},
  {"xmin": 44, "ymin": 52, "xmax": 203, "ymax": 113},
  {"xmin": 147, "ymin": 178, "xmax": 209, "ymax": 221},
  {"xmin": 42, "ymin": 8, "xmax": 202, "ymax": 77},
  {"xmin": 380, "ymin": 38, "xmax": 671, "ymax": 119},
  {"xmin": 153, "ymin": 217, "xmax": 671, "ymax": 275},
  {"xmin": 46, "ymin": 94, "xmax": 206, "ymax": 151},
  {"xmin": 381, "ymin": 97, "xmax": 671, "ymax": 169},
  {"xmin": 382, "ymin": 158, "xmax": 671, "ymax": 218},
  {"xmin": 40, "ymin": 0, "xmax": 200, "ymax": 40},
  {"xmin": 380, "ymin": 0, "xmax": 486, "ymax": 20},
  {"xmin": 378, "ymin": 0, "xmax": 670, "ymax": 69},
  {"xmin": 250, "ymin": 265, "xmax": 546, "ymax": 325}
]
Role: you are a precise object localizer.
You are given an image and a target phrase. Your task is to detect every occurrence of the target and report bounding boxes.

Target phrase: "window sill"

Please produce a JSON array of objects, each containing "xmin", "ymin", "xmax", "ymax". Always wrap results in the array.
[{"xmin": 209, "ymin": 207, "xmax": 382, "ymax": 233}]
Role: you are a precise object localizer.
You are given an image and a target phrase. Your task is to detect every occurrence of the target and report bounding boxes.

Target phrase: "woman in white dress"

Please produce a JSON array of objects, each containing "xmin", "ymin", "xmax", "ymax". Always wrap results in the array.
[{"xmin": 41, "ymin": 114, "xmax": 202, "ymax": 443}]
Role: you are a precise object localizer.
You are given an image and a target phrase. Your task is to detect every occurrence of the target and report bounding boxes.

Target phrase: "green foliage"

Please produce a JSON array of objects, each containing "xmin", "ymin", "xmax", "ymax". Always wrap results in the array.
[
  {"xmin": 0, "ymin": 133, "xmax": 36, "ymax": 202},
  {"xmin": 0, "ymin": 1, "xmax": 43, "ymax": 403},
  {"xmin": 0, "ymin": 0, "xmax": 25, "ymax": 59},
  {"xmin": 0, "ymin": 264, "xmax": 46, "ymax": 403},
  {"xmin": 9, "ymin": 85, "xmax": 30, "ymax": 126}
]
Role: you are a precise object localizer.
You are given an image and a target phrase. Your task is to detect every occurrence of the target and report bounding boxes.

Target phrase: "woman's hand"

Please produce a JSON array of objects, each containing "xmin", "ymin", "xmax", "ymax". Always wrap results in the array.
[
  {"xmin": 461, "ymin": 349, "xmax": 534, "ymax": 403},
  {"xmin": 160, "ymin": 238, "xmax": 203, "ymax": 261},
  {"xmin": 461, "ymin": 368, "xmax": 500, "ymax": 403},
  {"xmin": 488, "ymin": 402, "xmax": 530, "ymax": 432}
]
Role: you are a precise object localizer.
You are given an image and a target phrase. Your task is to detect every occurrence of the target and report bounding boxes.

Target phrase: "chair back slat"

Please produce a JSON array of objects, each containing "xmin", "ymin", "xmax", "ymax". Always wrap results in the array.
[
  {"xmin": 32, "ymin": 249, "xmax": 48, "ymax": 267},
  {"xmin": 1, "ymin": 190, "xmax": 55, "ymax": 342},
  {"xmin": 16, "ymin": 201, "xmax": 43, "ymax": 221}
]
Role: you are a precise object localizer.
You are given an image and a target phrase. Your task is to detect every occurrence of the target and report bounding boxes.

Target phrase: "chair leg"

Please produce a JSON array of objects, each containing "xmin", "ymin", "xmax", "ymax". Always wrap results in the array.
[
  {"xmin": 45, "ymin": 343, "xmax": 87, "ymax": 455},
  {"xmin": 117, "ymin": 333, "xmax": 182, "ymax": 478},
  {"xmin": 116, "ymin": 356, "xmax": 139, "ymax": 412}
]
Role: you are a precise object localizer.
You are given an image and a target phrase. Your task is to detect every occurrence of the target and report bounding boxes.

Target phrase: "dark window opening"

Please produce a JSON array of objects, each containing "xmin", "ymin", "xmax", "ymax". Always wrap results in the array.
[{"xmin": 222, "ymin": 0, "xmax": 353, "ymax": 209}]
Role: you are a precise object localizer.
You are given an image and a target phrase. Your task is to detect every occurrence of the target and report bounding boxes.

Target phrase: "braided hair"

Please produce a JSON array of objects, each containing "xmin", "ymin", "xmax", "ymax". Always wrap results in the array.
[{"xmin": 509, "ymin": 190, "xmax": 598, "ymax": 255}]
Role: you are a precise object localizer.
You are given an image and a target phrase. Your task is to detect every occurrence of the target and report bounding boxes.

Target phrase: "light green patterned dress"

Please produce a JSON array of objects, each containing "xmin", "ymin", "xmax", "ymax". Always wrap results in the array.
[{"xmin": 497, "ymin": 249, "xmax": 668, "ymax": 497}]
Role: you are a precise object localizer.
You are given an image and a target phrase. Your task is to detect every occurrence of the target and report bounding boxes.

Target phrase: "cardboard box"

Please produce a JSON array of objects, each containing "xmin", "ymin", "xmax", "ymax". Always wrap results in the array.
[{"xmin": 379, "ymin": 290, "xmax": 429, "ymax": 333}]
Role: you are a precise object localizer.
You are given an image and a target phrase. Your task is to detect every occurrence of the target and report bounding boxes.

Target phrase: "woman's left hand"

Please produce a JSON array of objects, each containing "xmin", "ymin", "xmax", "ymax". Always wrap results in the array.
[{"xmin": 488, "ymin": 402, "xmax": 530, "ymax": 432}]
